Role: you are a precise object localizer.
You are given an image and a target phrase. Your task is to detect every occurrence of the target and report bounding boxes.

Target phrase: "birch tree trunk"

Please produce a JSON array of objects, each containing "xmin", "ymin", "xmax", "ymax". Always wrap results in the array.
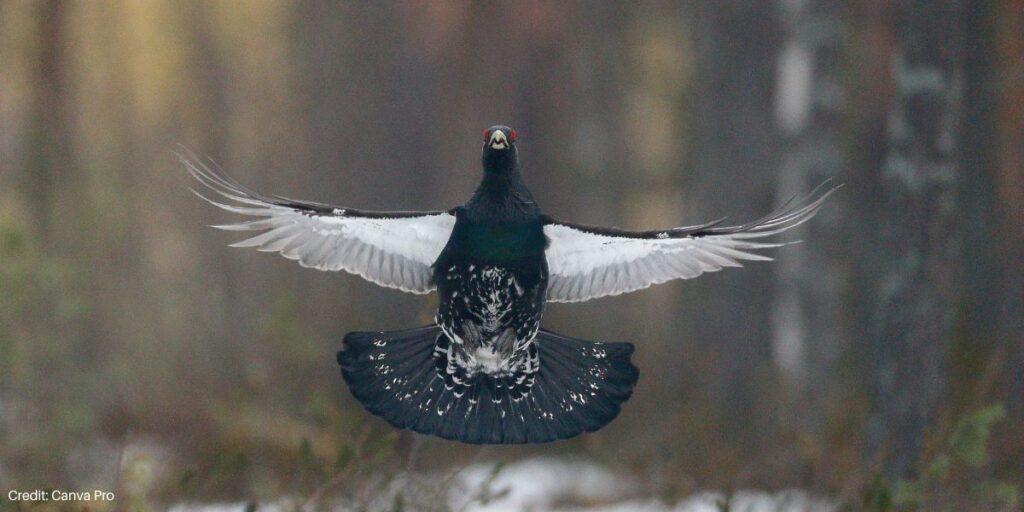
[
  {"xmin": 863, "ymin": 0, "xmax": 964, "ymax": 479},
  {"xmin": 770, "ymin": 0, "xmax": 843, "ymax": 403},
  {"xmin": 771, "ymin": 0, "xmax": 847, "ymax": 455}
]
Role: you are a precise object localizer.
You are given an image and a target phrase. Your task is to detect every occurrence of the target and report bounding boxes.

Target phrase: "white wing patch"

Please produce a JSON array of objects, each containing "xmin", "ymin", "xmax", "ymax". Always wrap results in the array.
[
  {"xmin": 220, "ymin": 209, "xmax": 454, "ymax": 293},
  {"xmin": 183, "ymin": 155, "xmax": 455, "ymax": 294},
  {"xmin": 544, "ymin": 186, "xmax": 837, "ymax": 303}
]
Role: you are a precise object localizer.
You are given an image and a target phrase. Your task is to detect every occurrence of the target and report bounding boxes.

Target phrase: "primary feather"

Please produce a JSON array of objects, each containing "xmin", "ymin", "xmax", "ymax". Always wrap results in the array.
[
  {"xmin": 543, "ymin": 183, "xmax": 838, "ymax": 302},
  {"xmin": 181, "ymin": 153, "xmax": 455, "ymax": 293}
]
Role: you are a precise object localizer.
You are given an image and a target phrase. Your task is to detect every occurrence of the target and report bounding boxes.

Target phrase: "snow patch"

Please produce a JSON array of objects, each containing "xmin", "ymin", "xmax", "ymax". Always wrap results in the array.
[{"xmin": 169, "ymin": 458, "xmax": 836, "ymax": 512}]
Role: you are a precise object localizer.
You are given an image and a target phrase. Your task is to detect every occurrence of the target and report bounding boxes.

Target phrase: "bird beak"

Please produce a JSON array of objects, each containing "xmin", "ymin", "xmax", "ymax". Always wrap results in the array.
[{"xmin": 489, "ymin": 130, "xmax": 509, "ymax": 150}]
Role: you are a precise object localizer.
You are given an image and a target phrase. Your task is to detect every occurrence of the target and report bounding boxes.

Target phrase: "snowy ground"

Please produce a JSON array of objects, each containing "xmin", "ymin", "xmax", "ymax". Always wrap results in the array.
[
  {"xmin": 450, "ymin": 458, "xmax": 835, "ymax": 512},
  {"xmin": 170, "ymin": 457, "xmax": 837, "ymax": 512}
]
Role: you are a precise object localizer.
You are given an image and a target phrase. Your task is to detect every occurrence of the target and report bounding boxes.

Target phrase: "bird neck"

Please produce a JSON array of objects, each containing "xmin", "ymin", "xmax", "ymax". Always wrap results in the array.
[{"xmin": 467, "ymin": 158, "xmax": 539, "ymax": 220}]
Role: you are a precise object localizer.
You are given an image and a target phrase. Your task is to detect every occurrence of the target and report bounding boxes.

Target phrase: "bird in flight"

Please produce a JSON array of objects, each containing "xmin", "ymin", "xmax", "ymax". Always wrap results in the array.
[{"xmin": 183, "ymin": 125, "xmax": 835, "ymax": 444}]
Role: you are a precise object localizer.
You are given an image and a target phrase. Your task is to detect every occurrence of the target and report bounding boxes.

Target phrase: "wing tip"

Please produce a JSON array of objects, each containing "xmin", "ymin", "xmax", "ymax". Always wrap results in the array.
[
  {"xmin": 543, "ymin": 179, "xmax": 839, "ymax": 303},
  {"xmin": 178, "ymin": 147, "xmax": 270, "ymax": 207},
  {"xmin": 708, "ymin": 178, "xmax": 841, "ymax": 237}
]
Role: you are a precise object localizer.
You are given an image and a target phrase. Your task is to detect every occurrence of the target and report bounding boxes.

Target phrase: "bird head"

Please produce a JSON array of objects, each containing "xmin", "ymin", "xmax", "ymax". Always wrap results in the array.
[{"xmin": 481, "ymin": 125, "xmax": 518, "ymax": 173}]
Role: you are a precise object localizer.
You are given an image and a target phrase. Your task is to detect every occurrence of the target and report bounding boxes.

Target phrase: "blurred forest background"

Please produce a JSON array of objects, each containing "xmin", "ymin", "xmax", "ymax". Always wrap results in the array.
[{"xmin": 1, "ymin": 1, "xmax": 1022, "ymax": 510}]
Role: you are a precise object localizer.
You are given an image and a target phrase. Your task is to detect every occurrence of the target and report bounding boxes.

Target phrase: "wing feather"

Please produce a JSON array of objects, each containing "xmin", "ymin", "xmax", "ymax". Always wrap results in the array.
[
  {"xmin": 181, "ymin": 153, "xmax": 455, "ymax": 294},
  {"xmin": 543, "ymin": 183, "xmax": 839, "ymax": 302}
]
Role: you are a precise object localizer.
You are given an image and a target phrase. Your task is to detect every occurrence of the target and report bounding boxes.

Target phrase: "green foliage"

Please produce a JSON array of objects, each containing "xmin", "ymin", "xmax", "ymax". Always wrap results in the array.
[
  {"xmin": 862, "ymin": 403, "xmax": 1019, "ymax": 512},
  {"xmin": 948, "ymin": 404, "xmax": 1005, "ymax": 467},
  {"xmin": 298, "ymin": 437, "xmax": 323, "ymax": 479},
  {"xmin": 0, "ymin": 199, "xmax": 88, "ymax": 487},
  {"xmin": 390, "ymin": 492, "xmax": 406, "ymax": 512},
  {"xmin": 976, "ymin": 482, "xmax": 1019, "ymax": 509},
  {"xmin": 335, "ymin": 443, "xmax": 356, "ymax": 471},
  {"xmin": 862, "ymin": 474, "xmax": 894, "ymax": 512},
  {"xmin": 925, "ymin": 453, "xmax": 951, "ymax": 479},
  {"xmin": 178, "ymin": 466, "xmax": 199, "ymax": 490},
  {"xmin": 891, "ymin": 479, "xmax": 924, "ymax": 509}
]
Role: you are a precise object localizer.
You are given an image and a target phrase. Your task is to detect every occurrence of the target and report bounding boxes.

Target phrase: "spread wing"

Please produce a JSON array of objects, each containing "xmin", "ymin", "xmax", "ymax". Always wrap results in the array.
[
  {"xmin": 543, "ymin": 183, "xmax": 839, "ymax": 303},
  {"xmin": 181, "ymin": 154, "xmax": 455, "ymax": 294}
]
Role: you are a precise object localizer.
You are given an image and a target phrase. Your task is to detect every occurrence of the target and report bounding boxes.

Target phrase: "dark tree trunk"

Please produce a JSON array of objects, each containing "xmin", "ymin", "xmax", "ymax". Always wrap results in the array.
[
  {"xmin": 862, "ymin": 0, "xmax": 964, "ymax": 480},
  {"xmin": 24, "ymin": 0, "xmax": 69, "ymax": 247},
  {"xmin": 947, "ymin": 0, "xmax": 1000, "ymax": 413},
  {"xmin": 994, "ymin": 0, "xmax": 1024, "ymax": 461},
  {"xmin": 684, "ymin": 0, "xmax": 782, "ymax": 452}
]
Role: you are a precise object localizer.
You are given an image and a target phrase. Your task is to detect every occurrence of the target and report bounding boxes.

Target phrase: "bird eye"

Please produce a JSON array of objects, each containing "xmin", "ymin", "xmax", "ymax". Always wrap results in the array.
[
  {"xmin": 508, "ymin": 130, "xmax": 517, "ymax": 143},
  {"xmin": 482, "ymin": 129, "xmax": 490, "ymax": 142}
]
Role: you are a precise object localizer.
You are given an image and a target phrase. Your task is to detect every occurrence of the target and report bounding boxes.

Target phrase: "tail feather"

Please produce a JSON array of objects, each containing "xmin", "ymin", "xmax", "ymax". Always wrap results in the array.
[{"xmin": 338, "ymin": 325, "xmax": 638, "ymax": 444}]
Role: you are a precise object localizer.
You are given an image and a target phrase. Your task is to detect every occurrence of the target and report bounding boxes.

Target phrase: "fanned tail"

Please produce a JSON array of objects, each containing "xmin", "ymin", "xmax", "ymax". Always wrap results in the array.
[{"xmin": 337, "ymin": 326, "xmax": 638, "ymax": 444}]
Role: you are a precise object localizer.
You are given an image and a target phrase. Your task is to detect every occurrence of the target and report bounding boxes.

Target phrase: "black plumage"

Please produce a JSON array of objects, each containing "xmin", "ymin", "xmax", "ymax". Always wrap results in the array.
[
  {"xmin": 340, "ymin": 126, "xmax": 638, "ymax": 443},
  {"xmin": 184, "ymin": 124, "xmax": 836, "ymax": 444},
  {"xmin": 339, "ymin": 326, "xmax": 636, "ymax": 444}
]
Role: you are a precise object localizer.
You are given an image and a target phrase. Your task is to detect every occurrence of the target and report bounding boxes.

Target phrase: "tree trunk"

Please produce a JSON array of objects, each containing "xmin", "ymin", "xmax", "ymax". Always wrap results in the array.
[
  {"xmin": 995, "ymin": 0, "xmax": 1024, "ymax": 461},
  {"xmin": 771, "ymin": 0, "xmax": 848, "ymax": 483},
  {"xmin": 685, "ymin": 0, "xmax": 781, "ymax": 453},
  {"xmin": 24, "ymin": 0, "xmax": 70, "ymax": 247},
  {"xmin": 863, "ymin": 0, "xmax": 964, "ymax": 480}
]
